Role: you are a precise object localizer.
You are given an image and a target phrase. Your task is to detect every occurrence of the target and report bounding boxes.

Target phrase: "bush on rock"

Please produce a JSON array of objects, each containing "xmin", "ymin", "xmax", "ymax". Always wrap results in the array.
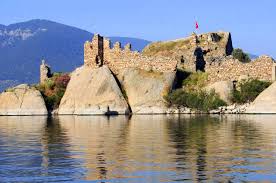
[
  {"xmin": 231, "ymin": 79, "xmax": 271, "ymax": 104},
  {"xmin": 35, "ymin": 73, "xmax": 70, "ymax": 111}
]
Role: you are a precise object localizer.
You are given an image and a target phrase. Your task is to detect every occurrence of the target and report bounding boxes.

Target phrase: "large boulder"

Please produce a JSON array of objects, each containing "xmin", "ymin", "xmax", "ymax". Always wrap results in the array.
[
  {"xmin": 58, "ymin": 65, "xmax": 129, "ymax": 115},
  {"xmin": 117, "ymin": 68, "xmax": 176, "ymax": 114},
  {"xmin": 246, "ymin": 82, "xmax": 276, "ymax": 114},
  {"xmin": 0, "ymin": 84, "xmax": 48, "ymax": 115},
  {"xmin": 205, "ymin": 81, "xmax": 234, "ymax": 104}
]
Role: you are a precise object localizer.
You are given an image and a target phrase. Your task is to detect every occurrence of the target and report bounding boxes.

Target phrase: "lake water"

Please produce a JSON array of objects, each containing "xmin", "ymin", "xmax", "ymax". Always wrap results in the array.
[{"xmin": 0, "ymin": 115, "xmax": 276, "ymax": 182}]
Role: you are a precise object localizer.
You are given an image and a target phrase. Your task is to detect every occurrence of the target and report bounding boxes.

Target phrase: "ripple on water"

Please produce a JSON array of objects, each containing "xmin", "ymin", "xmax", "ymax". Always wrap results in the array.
[{"xmin": 0, "ymin": 115, "xmax": 276, "ymax": 182}]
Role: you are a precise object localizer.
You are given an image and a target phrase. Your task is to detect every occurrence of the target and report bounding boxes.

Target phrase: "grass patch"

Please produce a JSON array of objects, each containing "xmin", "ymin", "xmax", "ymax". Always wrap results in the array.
[
  {"xmin": 182, "ymin": 71, "xmax": 208, "ymax": 92},
  {"xmin": 142, "ymin": 39, "xmax": 190, "ymax": 56}
]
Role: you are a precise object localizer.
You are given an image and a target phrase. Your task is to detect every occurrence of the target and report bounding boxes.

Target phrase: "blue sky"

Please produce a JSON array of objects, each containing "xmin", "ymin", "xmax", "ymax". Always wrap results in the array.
[{"xmin": 1, "ymin": 0, "xmax": 275, "ymax": 57}]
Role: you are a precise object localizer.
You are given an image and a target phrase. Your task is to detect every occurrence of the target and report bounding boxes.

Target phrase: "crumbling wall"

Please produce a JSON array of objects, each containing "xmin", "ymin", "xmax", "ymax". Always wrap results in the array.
[
  {"xmin": 84, "ymin": 34, "xmax": 274, "ymax": 84},
  {"xmin": 84, "ymin": 34, "xmax": 177, "ymax": 74},
  {"xmin": 206, "ymin": 56, "xmax": 274, "ymax": 83},
  {"xmin": 84, "ymin": 34, "xmax": 104, "ymax": 68}
]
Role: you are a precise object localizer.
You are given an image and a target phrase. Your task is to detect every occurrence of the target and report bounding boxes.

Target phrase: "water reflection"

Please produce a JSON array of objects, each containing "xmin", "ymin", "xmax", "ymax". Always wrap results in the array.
[{"xmin": 0, "ymin": 115, "xmax": 276, "ymax": 182}]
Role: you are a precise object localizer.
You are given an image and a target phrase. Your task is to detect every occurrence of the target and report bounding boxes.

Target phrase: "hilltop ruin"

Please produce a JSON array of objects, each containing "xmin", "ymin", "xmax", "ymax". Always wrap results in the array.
[
  {"xmin": 143, "ymin": 32, "xmax": 276, "ymax": 83},
  {"xmin": 40, "ymin": 32, "xmax": 276, "ymax": 85}
]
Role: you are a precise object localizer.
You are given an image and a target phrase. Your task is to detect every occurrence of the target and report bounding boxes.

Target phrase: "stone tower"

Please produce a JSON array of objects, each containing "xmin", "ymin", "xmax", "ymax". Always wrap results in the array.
[
  {"xmin": 40, "ymin": 60, "xmax": 52, "ymax": 84},
  {"xmin": 84, "ymin": 34, "xmax": 104, "ymax": 68}
]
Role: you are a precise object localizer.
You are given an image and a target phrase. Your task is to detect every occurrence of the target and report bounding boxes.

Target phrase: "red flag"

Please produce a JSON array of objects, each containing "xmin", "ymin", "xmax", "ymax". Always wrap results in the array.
[{"xmin": 195, "ymin": 21, "xmax": 199, "ymax": 29}]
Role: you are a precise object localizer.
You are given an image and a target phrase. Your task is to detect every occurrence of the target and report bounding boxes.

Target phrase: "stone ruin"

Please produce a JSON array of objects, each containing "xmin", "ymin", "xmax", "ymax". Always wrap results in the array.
[
  {"xmin": 40, "ymin": 60, "xmax": 52, "ymax": 84},
  {"xmin": 84, "ymin": 34, "xmax": 178, "ymax": 75},
  {"xmin": 40, "ymin": 32, "xmax": 276, "ymax": 85},
  {"xmin": 143, "ymin": 32, "xmax": 276, "ymax": 83}
]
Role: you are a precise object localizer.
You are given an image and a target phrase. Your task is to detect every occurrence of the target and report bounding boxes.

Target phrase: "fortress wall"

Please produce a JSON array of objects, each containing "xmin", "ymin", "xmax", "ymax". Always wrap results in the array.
[
  {"xmin": 103, "ymin": 41, "xmax": 177, "ymax": 74},
  {"xmin": 205, "ymin": 56, "xmax": 274, "ymax": 83},
  {"xmin": 84, "ymin": 34, "xmax": 274, "ymax": 84},
  {"xmin": 84, "ymin": 35, "xmax": 177, "ymax": 74},
  {"xmin": 179, "ymin": 55, "xmax": 274, "ymax": 83}
]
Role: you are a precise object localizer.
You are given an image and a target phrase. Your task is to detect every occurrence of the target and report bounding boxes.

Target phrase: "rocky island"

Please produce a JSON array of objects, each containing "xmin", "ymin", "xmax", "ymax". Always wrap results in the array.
[{"xmin": 1, "ymin": 32, "xmax": 276, "ymax": 115}]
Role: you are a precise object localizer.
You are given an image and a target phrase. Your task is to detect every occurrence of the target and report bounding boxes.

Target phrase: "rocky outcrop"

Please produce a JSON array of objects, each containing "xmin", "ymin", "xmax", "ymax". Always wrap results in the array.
[
  {"xmin": 0, "ymin": 84, "xmax": 48, "ymax": 115},
  {"xmin": 205, "ymin": 81, "xmax": 234, "ymax": 104},
  {"xmin": 118, "ymin": 68, "xmax": 176, "ymax": 114},
  {"xmin": 246, "ymin": 82, "xmax": 276, "ymax": 114},
  {"xmin": 58, "ymin": 65, "xmax": 130, "ymax": 115}
]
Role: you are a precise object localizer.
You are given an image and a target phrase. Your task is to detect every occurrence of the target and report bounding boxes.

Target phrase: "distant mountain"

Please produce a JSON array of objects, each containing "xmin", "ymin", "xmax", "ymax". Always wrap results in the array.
[
  {"xmin": 248, "ymin": 53, "xmax": 259, "ymax": 59},
  {"xmin": 0, "ymin": 19, "xmax": 150, "ymax": 90}
]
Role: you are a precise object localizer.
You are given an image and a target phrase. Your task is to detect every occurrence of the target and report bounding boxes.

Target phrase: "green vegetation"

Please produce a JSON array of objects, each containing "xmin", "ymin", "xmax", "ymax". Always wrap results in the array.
[
  {"xmin": 231, "ymin": 79, "xmax": 271, "ymax": 104},
  {"xmin": 35, "ymin": 73, "xmax": 70, "ymax": 111},
  {"xmin": 165, "ymin": 89, "xmax": 226, "ymax": 112},
  {"xmin": 142, "ymin": 39, "xmax": 190, "ymax": 56},
  {"xmin": 182, "ymin": 71, "xmax": 208, "ymax": 92},
  {"xmin": 232, "ymin": 48, "xmax": 251, "ymax": 63},
  {"xmin": 165, "ymin": 71, "xmax": 226, "ymax": 112}
]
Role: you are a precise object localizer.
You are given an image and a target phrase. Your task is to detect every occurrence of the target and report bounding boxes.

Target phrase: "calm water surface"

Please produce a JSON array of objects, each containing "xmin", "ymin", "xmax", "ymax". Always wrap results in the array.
[{"xmin": 0, "ymin": 115, "xmax": 276, "ymax": 182}]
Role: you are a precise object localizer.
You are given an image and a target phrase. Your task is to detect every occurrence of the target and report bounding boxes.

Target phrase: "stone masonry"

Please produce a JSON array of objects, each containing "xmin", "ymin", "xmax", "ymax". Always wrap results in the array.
[
  {"xmin": 40, "ymin": 60, "xmax": 52, "ymax": 84},
  {"xmin": 143, "ymin": 32, "xmax": 275, "ymax": 84},
  {"xmin": 84, "ymin": 33, "xmax": 275, "ymax": 84},
  {"xmin": 84, "ymin": 34, "xmax": 177, "ymax": 74}
]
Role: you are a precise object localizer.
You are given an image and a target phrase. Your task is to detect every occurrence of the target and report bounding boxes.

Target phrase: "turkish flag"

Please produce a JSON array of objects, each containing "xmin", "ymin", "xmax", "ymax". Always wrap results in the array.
[{"xmin": 195, "ymin": 21, "xmax": 199, "ymax": 29}]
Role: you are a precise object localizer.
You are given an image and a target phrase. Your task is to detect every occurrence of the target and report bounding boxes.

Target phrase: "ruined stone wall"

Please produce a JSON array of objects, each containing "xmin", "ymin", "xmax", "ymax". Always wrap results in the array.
[
  {"xmin": 84, "ymin": 34, "xmax": 177, "ymax": 74},
  {"xmin": 84, "ymin": 34, "xmax": 104, "ymax": 68},
  {"xmin": 84, "ymin": 34, "xmax": 274, "ymax": 84},
  {"xmin": 103, "ymin": 39, "xmax": 177, "ymax": 74},
  {"xmin": 179, "ymin": 55, "xmax": 274, "ymax": 83},
  {"xmin": 206, "ymin": 56, "xmax": 274, "ymax": 83}
]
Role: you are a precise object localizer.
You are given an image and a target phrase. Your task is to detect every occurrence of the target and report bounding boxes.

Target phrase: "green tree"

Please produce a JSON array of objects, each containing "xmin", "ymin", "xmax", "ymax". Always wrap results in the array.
[{"xmin": 232, "ymin": 48, "xmax": 251, "ymax": 63}]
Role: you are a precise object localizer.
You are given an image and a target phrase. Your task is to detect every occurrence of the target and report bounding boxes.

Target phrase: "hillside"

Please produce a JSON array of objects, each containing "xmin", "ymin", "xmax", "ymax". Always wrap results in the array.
[{"xmin": 0, "ymin": 19, "xmax": 150, "ymax": 91}]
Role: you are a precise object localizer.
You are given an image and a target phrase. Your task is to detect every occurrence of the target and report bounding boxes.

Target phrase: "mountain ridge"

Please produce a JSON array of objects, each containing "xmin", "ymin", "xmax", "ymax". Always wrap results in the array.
[{"xmin": 0, "ymin": 19, "xmax": 151, "ymax": 91}]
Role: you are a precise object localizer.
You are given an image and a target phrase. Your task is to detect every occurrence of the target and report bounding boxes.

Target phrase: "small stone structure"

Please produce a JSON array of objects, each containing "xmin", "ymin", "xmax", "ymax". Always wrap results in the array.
[
  {"xmin": 84, "ymin": 34, "xmax": 177, "ymax": 74},
  {"xmin": 40, "ymin": 60, "xmax": 52, "ymax": 84}
]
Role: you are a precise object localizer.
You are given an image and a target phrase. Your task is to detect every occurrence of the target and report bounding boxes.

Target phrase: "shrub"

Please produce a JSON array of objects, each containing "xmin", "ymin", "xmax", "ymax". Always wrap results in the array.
[
  {"xmin": 55, "ymin": 74, "xmax": 70, "ymax": 88},
  {"xmin": 36, "ymin": 73, "xmax": 70, "ymax": 111},
  {"xmin": 44, "ymin": 79, "xmax": 55, "ymax": 90},
  {"xmin": 232, "ymin": 48, "xmax": 251, "ymax": 63},
  {"xmin": 165, "ymin": 89, "xmax": 226, "ymax": 112},
  {"xmin": 231, "ymin": 79, "xmax": 271, "ymax": 104}
]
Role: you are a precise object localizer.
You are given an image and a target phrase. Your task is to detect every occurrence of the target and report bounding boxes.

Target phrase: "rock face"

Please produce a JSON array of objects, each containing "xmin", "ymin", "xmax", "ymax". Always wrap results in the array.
[
  {"xmin": 205, "ymin": 81, "xmax": 234, "ymax": 104},
  {"xmin": 0, "ymin": 84, "xmax": 48, "ymax": 115},
  {"xmin": 58, "ymin": 65, "xmax": 129, "ymax": 115},
  {"xmin": 246, "ymin": 82, "xmax": 276, "ymax": 114},
  {"xmin": 118, "ymin": 68, "xmax": 176, "ymax": 114}
]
